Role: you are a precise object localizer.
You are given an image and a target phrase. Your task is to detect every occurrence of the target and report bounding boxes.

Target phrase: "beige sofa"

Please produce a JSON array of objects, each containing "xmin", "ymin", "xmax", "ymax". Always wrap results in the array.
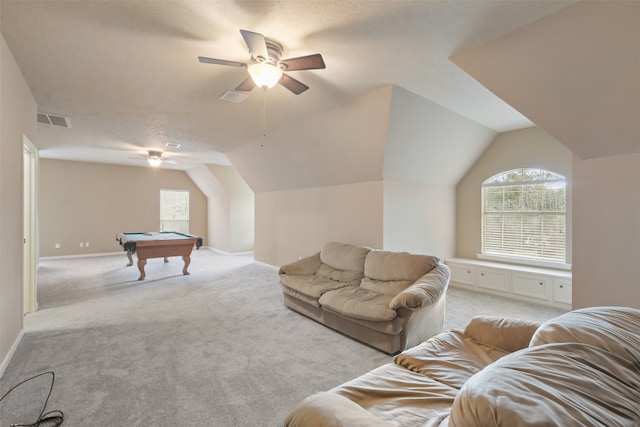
[
  {"xmin": 279, "ymin": 242, "xmax": 450, "ymax": 354},
  {"xmin": 285, "ymin": 306, "xmax": 640, "ymax": 426}
]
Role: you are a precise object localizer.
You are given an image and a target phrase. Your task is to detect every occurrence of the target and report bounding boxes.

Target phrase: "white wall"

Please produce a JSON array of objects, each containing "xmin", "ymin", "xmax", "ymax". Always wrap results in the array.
[
  {"xmin": 232, "ymin": 84, "xmax": 499, "ymax": 265},
  {"xmin": 384, "ymin": 85, "xmax": 496, "ymax": 186},
  {"xmin": 1, "ymin": 35, "xmax": 38, "ymax": 374},
  {"xmin": 228, "ymin": 86, "xmax": 393, "ymax": 193},
  {"xmin": 206, "ymin": 165, "xmax": 254, "ymax": 253},
  {"xmin": 255, "ymin": 181, "xmax": 383, "ymax": 267},
  {"xmin": 382, "ymin": 86, "xmax": 494, "ymax": 258},
  {"xmin": 383, "ymin": 179, "xmax": 455, "ymax": 257},
  {"xmin": 230, "ymin": 86, "xmax": 393, "ymax": 265},
  {"xmin": 572, "ymin": 153, "xmax": 640, "ymax": 309}
]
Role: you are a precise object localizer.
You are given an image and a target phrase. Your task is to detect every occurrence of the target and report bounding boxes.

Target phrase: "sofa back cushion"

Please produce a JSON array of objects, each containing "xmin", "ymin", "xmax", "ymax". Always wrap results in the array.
[
  {"xmin": 529, "ymin": 306, "xmax": 640, "ymax": 363},
  {"xmin": 360, "ymin": 250, "xmax": 439, "ymax": 295},
  {"xmin": 449, "ymin": 342, "xmax": 640, "ymax": 427},
  {"xmin": 464, "ymin": 316, "xmax": 540, "ymax": 353},
  {"xmin": 320, "ymin": 242, "xmax": 371, "ymax": 273}
]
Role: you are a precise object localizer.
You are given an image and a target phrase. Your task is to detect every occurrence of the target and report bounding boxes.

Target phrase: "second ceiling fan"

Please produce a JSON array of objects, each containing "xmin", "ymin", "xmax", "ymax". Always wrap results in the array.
[{"xmin": 198, "ymin": 29, "xmax": 325, "ymax": 95}]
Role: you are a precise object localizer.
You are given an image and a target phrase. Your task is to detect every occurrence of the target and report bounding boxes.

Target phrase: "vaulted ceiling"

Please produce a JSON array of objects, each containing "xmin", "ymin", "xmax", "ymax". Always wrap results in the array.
[{"xmin": 0, "ymin": 0, "xmax": 575, "ymax": 170}]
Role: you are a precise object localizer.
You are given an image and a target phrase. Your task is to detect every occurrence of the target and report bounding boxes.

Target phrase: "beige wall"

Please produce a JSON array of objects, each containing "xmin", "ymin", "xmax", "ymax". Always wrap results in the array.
[
  {"xmin": 206, "ymin": 165, "xmax": 254, "ymax": 253},
  {"xmin": 228, "ymin": 86, "xmax": 392, "ymax": 193},
  {"xmin": 39, "ymin": 160, "xmax": 207, "ymax": 257},
  {"xmin": 255, "ymin": 181, "xmax": 384, "ymax": 266},
  {"xmin": 572, "ymin": 153, "xmax": 640, "ymax": 309},
  {"xmin": 1, "ymin": 35, "xmax": 38, "ymax": 373},
  {"xmin": 233, "ymin": 85, "xmax": 496, "ymax": 265},
  {"xmin": 383, "ymin": 179, "xmax": 455, "ymax": 257},
  {"xmin": 382, "ymin": 85, "xmax": 494, "ymax": 259},
  {"xmin": 455, "ymin": 127, "xmax": 573, "ymax": 261}
]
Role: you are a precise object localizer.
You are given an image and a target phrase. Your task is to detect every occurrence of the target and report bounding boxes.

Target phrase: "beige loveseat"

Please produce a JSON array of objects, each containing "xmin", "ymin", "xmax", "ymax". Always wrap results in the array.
[
  {"xmin": 285, "ymin": 306, "xmax": 640, "ymax": 426},
  {"xmin": 279, "ymin": 242, "xmax": 450, "ymax": 354}
]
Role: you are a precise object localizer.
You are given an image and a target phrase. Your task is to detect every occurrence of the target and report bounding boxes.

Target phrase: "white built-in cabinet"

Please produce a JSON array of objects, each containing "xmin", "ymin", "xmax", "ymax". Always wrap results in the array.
[{"xmin": 446, "ymin": 258, "xmax": 572, "ymax": 310}]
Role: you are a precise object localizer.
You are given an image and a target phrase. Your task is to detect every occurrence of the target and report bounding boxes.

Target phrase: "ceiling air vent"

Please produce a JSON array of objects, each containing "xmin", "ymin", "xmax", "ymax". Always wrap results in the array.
[
  {"xmin": 37, "ymin": 112, "xmax": 72, "ymax": 128},
  {"xmin": 220, "ymin": 91, "xmax": 248, "ymax": 104}
]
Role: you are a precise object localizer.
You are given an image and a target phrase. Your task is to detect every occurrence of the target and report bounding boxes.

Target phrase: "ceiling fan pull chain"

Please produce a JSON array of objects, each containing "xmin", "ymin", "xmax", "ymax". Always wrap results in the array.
[{"xmin": 262, "ymin": 89, "xmax": 267, "ymax": 137}]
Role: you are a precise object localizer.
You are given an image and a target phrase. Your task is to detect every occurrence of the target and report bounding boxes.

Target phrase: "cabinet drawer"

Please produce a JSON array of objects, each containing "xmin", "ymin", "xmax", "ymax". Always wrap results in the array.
[
  {"xmin": 512, "ymin": 273, "xmax": 549, "ymax": 301},
  {"xmin": 449, "ymin": 264, "xmax": 474, "ymax": 286},
  {"xmin": 553, "ymin": 279, "xmax": 572, "ymax": 305},
  {"xmin": 477, "ymin": 268, "xmax": 508, "ymax": 292}
]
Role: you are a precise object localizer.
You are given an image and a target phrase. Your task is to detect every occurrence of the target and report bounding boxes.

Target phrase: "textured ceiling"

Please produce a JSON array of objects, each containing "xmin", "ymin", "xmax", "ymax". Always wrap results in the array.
[{"xmin": 0, "ymin": 0, "xmax": 574, "ymax": 169}]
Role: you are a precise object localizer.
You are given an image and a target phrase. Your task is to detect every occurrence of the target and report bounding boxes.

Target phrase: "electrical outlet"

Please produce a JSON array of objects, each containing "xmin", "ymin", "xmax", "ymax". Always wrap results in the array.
[
  {"xmin": 55, "ymin": 243, "xmax": 60, "ymax": 249},
  {"xmin": 79, "ymin": 242, "xmax": 84, "ymax": 248}
]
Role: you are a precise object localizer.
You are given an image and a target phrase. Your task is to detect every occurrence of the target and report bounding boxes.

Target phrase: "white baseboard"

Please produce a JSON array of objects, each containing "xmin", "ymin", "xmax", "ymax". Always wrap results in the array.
[
  {"xmin": 205, "ymin": 247, "xmax": 254, "ymax": 257},
  {"xmin": 0, "ymin": 330, "xmax": 24, "ymax": 379},
  {"xmin": 40, "ymin": 251, "xmax": 124, "ymax": 260}
]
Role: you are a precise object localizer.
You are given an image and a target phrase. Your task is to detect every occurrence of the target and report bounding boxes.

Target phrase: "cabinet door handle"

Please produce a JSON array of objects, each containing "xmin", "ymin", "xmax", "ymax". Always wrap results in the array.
[
  {"xmin": 559, "ymin": 285, "xmax": 564, "ymax": 288},
  {"xmin": 539, "ymin": 282, "xmax": 544, "ymax": 286}
]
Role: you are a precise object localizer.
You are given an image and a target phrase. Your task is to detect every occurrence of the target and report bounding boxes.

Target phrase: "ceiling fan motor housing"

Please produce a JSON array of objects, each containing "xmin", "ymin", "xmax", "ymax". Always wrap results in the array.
[{"xmin": 260, "ymin": 39, "xmax": 283, "ymax": 67}]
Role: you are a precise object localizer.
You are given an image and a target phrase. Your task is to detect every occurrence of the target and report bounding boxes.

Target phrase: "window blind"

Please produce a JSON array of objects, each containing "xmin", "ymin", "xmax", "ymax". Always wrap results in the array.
[{"xmin": 481, "ymin": 169, "xmax": 566, "ymax": 263}]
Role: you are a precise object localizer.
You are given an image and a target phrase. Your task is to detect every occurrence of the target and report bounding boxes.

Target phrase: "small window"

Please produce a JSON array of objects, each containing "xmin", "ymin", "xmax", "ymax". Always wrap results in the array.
[
  {"xmin": 160, "ymin": 190, "xmax": 189, "ymax": 233},
  {"xmin": 481, "ymin": 168, "xmax": 566, "ymax": 264}
]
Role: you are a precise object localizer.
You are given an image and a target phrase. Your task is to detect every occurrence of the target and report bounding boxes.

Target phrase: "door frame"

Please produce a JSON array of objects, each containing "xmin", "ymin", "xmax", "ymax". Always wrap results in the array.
[{"xmin": 23, "ymin": 136, "xmax": 38, "ymax": 315}]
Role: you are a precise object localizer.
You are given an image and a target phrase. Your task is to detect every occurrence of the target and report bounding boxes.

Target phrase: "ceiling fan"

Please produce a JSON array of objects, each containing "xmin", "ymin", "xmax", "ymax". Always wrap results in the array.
[
  {"xmin": 198, "ymin": 29, "xmax": 325, "ymax": 95},
  {"xmin": 129, "ymin": 150, "xmax": 177, "ymax": 167}
]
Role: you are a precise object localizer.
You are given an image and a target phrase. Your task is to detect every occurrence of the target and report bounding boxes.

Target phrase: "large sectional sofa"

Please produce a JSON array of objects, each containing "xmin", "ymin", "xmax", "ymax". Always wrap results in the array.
[
  {"xmin": 285, "ymin": 306, "xmax": 640, "ymax": 426},
  {"xmin": 279, "ymin": 242, "xmax": 450, "ymax": 354}
]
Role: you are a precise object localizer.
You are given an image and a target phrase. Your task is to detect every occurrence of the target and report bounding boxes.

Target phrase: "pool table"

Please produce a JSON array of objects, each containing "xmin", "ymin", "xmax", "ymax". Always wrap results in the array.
[{"xmin": 116, "ymin": 232, "xmax": 203, "ymax": 280}]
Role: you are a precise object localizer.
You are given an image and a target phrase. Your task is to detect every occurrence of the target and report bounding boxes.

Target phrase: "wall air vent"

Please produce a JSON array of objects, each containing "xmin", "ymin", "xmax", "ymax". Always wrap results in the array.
[
  {"xmin": 37, "ymin": 112, "xmax": 72, "ymax": 128},
  {"xmin": 220, "ymin": 91, "xmax": 248, "ymax": 104}
]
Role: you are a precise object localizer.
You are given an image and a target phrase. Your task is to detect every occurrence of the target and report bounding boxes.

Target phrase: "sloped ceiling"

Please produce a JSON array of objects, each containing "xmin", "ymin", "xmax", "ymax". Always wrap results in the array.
[
  {"xmin": 0, "ymin": 0, "xmax": 574, "ymax": 169},
  {"xmin": 451, "ymin": 1, "xmax": 640, "ymax": 160}
]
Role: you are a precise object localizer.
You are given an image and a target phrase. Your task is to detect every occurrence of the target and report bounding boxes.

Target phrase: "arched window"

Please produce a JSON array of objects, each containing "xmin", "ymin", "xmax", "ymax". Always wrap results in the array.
[{"xmin": 482, "ymin": 168, "xmax": 566, "ymax": 264}]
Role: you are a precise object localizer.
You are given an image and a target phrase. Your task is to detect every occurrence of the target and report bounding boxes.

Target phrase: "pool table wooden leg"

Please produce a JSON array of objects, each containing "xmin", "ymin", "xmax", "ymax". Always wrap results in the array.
[
  {"xmin": 126, "ymin": 251, "xmax": 134, "ymax": 266},
  {"xmin": 182, "ymin": 255, "xmax": 191, "ymax": 275},
  {"xmin": 163, "ymin": 257, "xmax": 169, "ymax": 263},
  {"xmin": 137, "ymin": 258, "xmax": 146, "ymax": 280}
]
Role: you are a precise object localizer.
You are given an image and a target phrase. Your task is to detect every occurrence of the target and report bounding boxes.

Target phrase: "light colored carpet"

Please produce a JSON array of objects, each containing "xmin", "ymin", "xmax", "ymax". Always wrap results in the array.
[{"xmin": 1, "ymin": 250, "xmax": 566, "ymax": 426}]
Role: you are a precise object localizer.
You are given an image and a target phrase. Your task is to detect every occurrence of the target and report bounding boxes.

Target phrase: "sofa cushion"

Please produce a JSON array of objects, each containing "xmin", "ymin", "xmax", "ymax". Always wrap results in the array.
[
  {"xmin": 364, "ymin": 250, "xmax": 439, "ymax": 282},
  {"xmin": 319, "ymin": 287, "xmax": 397, "ymax": 322},
  {"xmin": 285, "ymin": 392, "xmax": 395, "ymax": 427},
  {"xmin": 449, "ymin": 342, "xmax": 640, "ymax": 427},
  {"xmin": 394, "ymin": 330, "xmax": 510, "ymax": 390},
  {"xmin": 320, "ymin": 242, "xmax": 371, "ymax": 272},
  {"xmin": 316, "ymin": 264, "xmax": 365, "ymax": 284},
  {"xmin": 464, "ymin": 316, "xmax": 540, "ymax": 353},
  {"xmin": 529, "ymin": 306, "xmax": 640, "ymax": 363},
  {"xmin": 332, "ymin": 363, "xmax": 457, "ymax": 427},
  {"xmin": 280, "ymin": 275, "xmax": 355, "ymax": 300},
  {"xmin": 360, "ymin": 277, "xmax": 413, "ymax": 296}
]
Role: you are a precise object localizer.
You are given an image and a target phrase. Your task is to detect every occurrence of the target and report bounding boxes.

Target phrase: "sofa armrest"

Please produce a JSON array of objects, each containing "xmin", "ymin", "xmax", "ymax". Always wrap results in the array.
[
  {"xmin": 389, "ymin": 263, "xmax": 450, "ymax": 310},
  {"xmin": 285, "ymin": 392, "xmax": 395, "ymax": 427},
  {"xmin": 463, "ymin": 316, "xmax": 540, "ymax": 352},
  {"xmin": 279, "ymin": 252, "xmax": 322, "ymax": 276}
]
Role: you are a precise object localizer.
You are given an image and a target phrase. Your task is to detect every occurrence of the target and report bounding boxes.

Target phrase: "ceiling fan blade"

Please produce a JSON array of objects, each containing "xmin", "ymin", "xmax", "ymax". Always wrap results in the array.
[
  {"xmin": 279, "ymin": 54, "xmax": 326, "ymax": 71},
  {"xmin": 198, "ymin": 56, "xmax": 246, "ymax": 67},
  {"xmin": 240, "ymin": 29, "xmax": 268, "ymax": 61},
  {"xmin": 235, "ymin": 77, "xmax": 256, "ymax": 92},
  {"xmin": 279, "ymin": 73, "xmax": 309, "ymax": 95},
  {"xmin": 163, "ymin": 158, "xmax": 178, "ymax": 165}
]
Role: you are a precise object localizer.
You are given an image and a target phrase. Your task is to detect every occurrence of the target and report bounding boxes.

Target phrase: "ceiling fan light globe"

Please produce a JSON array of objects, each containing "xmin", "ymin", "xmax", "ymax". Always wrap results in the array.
[
  {"xmin": 147, "ymin": 157, "xmax": 162, "ymax": 167},
  {"xmin": 248, "ymin": 63, "xmax": 282, "ymax": 89}
]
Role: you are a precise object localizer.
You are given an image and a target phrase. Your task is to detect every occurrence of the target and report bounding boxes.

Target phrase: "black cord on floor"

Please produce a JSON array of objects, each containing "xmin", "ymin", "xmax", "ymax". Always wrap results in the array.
[{"xmin": 0, "ymin": 371, "xmax": 64, "ymax": 426}]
